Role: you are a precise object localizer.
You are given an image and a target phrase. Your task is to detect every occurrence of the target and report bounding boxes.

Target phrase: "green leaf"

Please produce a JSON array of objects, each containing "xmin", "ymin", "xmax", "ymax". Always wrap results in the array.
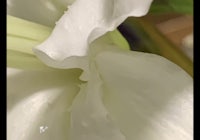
[{"xmin": 150, "ymin": 0, "xmax": 193, "ymax": 14}]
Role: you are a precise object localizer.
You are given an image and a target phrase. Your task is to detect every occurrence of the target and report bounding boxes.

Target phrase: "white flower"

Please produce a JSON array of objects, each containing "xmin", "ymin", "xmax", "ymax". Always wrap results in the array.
[{"xmin": 7, "ymin": 0, "xmax": 193, "ymax": 140}]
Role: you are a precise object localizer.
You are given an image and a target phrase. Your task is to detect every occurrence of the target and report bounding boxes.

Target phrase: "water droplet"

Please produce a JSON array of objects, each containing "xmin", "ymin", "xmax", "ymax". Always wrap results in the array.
[{"xmin": 39, "ymin": 126, "xmax": 48, "ymax": 133}]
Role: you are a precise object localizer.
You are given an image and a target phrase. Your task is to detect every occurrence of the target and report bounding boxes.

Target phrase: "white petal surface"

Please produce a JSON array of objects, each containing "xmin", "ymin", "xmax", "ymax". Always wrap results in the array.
[
  {"xmin": 7, "ymin": 0, "xmax": 75, "ymax": 26},
  {"xmin": 92, "ymin": 49, "xmax": 193, "ymax": 140},
  {"xmin": 7, "ymin": 68, "xmax": 82, "ymax": 140},
  {"xmin": 7, "ymin": 49, "xmax": 193, "ymax": 140},
  {"xmin": 69, "ymin": 69, "xmax": 126, "ymax": 140},
  {"xmin": 34, "ymin": 0, "xmax": 153, "ymax": 68}
]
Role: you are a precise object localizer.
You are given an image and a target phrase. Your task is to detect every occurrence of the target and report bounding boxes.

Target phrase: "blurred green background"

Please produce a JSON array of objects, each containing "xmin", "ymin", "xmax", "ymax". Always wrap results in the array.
[{"xmin": 118, "ymin": 0, "xmax": 193, "ymax": 76}]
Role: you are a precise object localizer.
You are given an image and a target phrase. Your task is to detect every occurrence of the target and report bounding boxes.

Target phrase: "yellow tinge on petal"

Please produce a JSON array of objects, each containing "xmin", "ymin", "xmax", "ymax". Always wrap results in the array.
[{"xmin": 7, "ymin": 15, "xmax": 53, "ymax": 70}]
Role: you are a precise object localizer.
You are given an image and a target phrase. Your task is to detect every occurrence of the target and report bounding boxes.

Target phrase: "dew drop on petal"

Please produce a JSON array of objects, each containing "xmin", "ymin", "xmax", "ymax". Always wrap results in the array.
[{"xmin": 39, "ymin": 126, "xmax": 48, "ymax": 134}]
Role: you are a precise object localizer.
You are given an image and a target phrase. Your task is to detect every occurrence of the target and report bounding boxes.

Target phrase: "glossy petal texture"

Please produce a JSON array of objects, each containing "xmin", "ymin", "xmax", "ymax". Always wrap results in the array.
[
  {"xmin": 33, "ymin": 29, "xmax": 129, "ymax": 70},
  {"xmin": 69, "ymin": 68, "xmax": 126, "ymax": 140},
  {"xmin": 51, "ymin": 44, "xmax": 192, "ymax": 140},
  {"xmin": 7, "ymin": 15, "xmax": 129, "ymax": 70},
  {"xmin": 7, "ymin": 0, "xmax": 75, "ymax": 26},
  {"xmin": 7, "ymin": 68, "xmax": 82, "ymax": 140},
  {"xmin": 33, "ymin": 0, "xmax": 153, "ymax": 68},
  {"xmin": 92, "ymin": 48, "xmax": 193, "ymax": 140},
  {"xmin": 7, "ymin": 48, "xmax": 193, "ymax": 140}
]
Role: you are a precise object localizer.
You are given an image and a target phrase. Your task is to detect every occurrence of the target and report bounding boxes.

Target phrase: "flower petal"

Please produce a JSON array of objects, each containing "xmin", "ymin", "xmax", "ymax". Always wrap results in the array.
[
  {"xmin": 33, "ymin": 0, "xmax": 153, "ymax": 68},
  {"xmin": 63, "ymin": 45, "xmax": 192, "ymax": 140},
  {"xmin": 93, "ymin": 49, "xmax": 193, "ymax": 140},
  {"xmin": 7, "ymin": 50, "xmax": 51, "ymax": 70},
  {"xmin": 7, "ymin": 0, "xmax": 75, "ymax": 26},
  {"xmin": 33, "ymin": 29, "xmax": 129, "ymax": 70},
  {"xmin": 7, "ymin": 15, "xmax": 53, "ymax": 70},
  {"xmin": 7, "ymin": 68, "xmax": 82, "ymax": 140},
  {"xmin": 69, "ymin": 75, "xmax": 126, "ymax": 140},
  {"xmin": 7, "ymin": 15, "xmax": 52, "ymax": 43}
]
